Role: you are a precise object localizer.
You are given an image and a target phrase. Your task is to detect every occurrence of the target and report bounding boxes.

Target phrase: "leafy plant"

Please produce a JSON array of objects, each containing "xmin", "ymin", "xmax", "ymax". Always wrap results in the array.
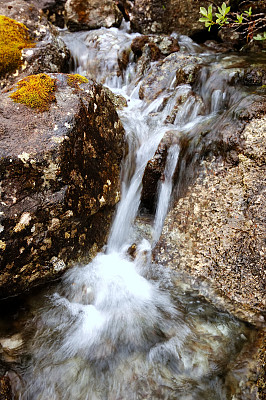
[
  {"xmin": 244, "ymin": 7, "xmax": 252, "ymax": 18},
  {"xmin": 199, "ymin": 5, "xmax": 215, "ymax": 31},
  {"xmin": 235, "ymin": 14, "xmax": 244, "ymax": 24},
  {"xmin": 199, "ymin": 2, "xmax": 266, "ymax": 43},
  {"xmin": 215, "ymin": 2, "xmax": 231, "ymax": 26}
]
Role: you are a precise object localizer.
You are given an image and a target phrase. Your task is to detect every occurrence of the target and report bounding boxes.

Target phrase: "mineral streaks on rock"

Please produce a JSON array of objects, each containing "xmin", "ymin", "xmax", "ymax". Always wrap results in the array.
[{"xmin": 0, "ymin": 73, "xmax": 125, "ymax": 298}]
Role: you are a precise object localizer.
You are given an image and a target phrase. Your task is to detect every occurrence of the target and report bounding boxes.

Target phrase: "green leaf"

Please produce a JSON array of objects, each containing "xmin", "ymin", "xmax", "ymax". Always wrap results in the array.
[
  {"xmin": 199, "ymin": 17, "xmax": 208, "ymax": 22},
  {"xmin": 244, "ymin": 6, "xmax": 252, "ymax": 16},
  {"xmin": 208, "ymin": 4, "xmax": 213, "ymax": 16},
  {"xmin": 200, "ymin": 7, "xmax": 208, "ymax": 16},
  {"xmin": 236, "ymin": 14, "xmax": 243, "ymax": 23},
  {"xmin": 222, "ymin": 2, "xmax": 227, "ymax": 12}
]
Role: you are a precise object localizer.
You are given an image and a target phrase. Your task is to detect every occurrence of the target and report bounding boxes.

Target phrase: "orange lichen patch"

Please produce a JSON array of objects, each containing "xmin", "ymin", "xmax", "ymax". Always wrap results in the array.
[
  {"xmin": 67, "ymin": 73, "xmax": 89, "ymax": 88},
  {"xmin": 0, "ymin": 15, "xmax": 35, "ymax": 76},
  {"xmin": 10, "ymin": 73, "xmax": 57, "ymax": 111}
]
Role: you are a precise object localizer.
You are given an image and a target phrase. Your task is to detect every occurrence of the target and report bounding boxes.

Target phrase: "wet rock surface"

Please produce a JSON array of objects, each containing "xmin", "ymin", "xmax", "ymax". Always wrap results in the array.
[
  {"xmin": 141, "ymin": 130, "xmax": 179, "ymax": 211},
  {"xmin": 0, "ymin": 0, "xmax": 70, "ymax": 88},
  {"xmin": 139, "ymin": 52, "xmax": 202, "ymax": 102},
  {"xmin": 154, "ymin": 112, "xmax": 266, "ymax": 326},
  {"xmin": 131, "ymin": 34, "xmax": 180, "ymax": 61},
  {"xmin": 65, "ymin": 0, "xmax": 123, "ymax": 31},
  {"xmin": 0, "ymin": 73, "xmax": 125, "ymax": 298}
]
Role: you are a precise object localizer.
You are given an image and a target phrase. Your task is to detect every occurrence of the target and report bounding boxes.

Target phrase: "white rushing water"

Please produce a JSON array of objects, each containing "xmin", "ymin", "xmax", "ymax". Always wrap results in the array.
[{"xmin": 4, "ymin": 24, "xmax": 254, "ymax": 400}]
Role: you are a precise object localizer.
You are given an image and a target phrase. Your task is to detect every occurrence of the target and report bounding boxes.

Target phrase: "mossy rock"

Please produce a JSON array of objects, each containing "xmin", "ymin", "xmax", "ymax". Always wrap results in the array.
[
  {"xmin": 9, "ymin": 73, "xmax": 57, "ymax": 111},
  {"xmin": 67, "ymin": 73, "xmax": 89, "ymax": 88},
  {"xmin": 9, "ymin": 73, "xmax": 90, "ymax": 111},
  {"xmin": 0, "ymin": 15, "xmax": 34, "ymax": 77}
]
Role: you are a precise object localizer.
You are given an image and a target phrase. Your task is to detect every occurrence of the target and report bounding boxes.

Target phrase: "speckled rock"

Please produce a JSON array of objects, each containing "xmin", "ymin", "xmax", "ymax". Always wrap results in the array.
[
  {"xmin": 103, "ymin": 86, "xmax": 128, "ymax": 109},
  {"xmin": 131, "ymin": 34, "xmax": 180, "ymax": 61},
  {"xmin": 0, "ymin": 0, "xmax": 70, "ymax": 88},
  {"xmin": 0, "ymin": 73, "xmax": 125, "ymax": 298},
  {"xmin": 154, "ymin": 114, "xmax": 266, "ymax": 326},
  {"xmin": 139, "ymin": 53, "xmax": 202, "ymax": 102},
  {"xmin": 31, "ymin": 0, "xmax": 67, "ymax": 28},
  {"xmin": 241, "ymin": 64, "xmax": 266, "ymax": 87},
  {"xmin": 65, "ymin": 0, "xmax": 123, "ymax": 31},
  {"xmin": 0, "ymin": 375, "xmax": 12, "ymax": 400}
]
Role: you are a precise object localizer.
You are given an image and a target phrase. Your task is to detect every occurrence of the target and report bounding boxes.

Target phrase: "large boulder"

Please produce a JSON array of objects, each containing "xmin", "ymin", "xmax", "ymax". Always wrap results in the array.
[
  {"xmin": 154, "ymin": 111, "xmax": 266, "ymax": 326},
  {"xmin": 65, "ymin": 0, "xmax": 123, "ymax": 31},
  {"xmin": 0, "ymin": 0, "xmax": 70, "ymax": 88},
  {"xmin": 0, "ymin": 73, "xmax": 125, "ymax": 298}
]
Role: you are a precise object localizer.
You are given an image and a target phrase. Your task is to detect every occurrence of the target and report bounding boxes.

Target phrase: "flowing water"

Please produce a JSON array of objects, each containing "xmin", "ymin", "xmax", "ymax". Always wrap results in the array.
[{"xmin": 0, "ymin": 23, "xmax": 260, "ymax": 399}]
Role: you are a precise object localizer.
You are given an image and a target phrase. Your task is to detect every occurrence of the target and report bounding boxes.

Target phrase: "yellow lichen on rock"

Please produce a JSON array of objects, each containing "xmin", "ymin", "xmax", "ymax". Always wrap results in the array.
[
  {"xmin": 67, "ymin": 73, "xmax": 89, "ymax": 88},
  {"xmin": 0, "ymin": 15, "xmax": 34, "ymax": 76},
  {"xmin": 10, "ymin": 73, "xmax": 57, "ymax": 111}
]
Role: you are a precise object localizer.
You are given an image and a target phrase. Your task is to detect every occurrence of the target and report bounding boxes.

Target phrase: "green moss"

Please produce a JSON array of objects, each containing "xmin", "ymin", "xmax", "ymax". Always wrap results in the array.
[
  {"xmin": 10, "ymin": 73, "xmax": 57, "ymax": 111},
  {"xmin": 0, "ymin": 15, "xmax": 35, "ymax": 76},
  {"xmin": 67, "ymin": 73, "xmax": 89, "ymax": 88}
]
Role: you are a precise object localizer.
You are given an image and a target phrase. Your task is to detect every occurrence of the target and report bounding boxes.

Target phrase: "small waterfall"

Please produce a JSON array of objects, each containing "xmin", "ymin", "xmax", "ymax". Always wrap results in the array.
[
  {"xmin": 2, "ymin": 24, "xmax": 255, "ymax": 400},
  {"xmin": 152, "ymin": 144, "xmax": 180, "ymax": 244},
  {"xmin": 106, "ymin": 105, "xmax": 167, "ymax": 252}
]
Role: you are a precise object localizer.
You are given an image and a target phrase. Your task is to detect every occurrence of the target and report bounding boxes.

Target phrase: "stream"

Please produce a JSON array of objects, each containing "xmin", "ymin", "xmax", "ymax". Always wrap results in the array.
[{"xmin": 0, "ymin": 22, "xmax": 261, "ymax": 399}]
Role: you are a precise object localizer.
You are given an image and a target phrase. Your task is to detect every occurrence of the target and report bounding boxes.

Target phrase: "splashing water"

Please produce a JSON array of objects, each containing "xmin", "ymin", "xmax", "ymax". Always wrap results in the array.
[{"xmin": 0, "ymin": 24, "xmax": 257, "ymax": 400}]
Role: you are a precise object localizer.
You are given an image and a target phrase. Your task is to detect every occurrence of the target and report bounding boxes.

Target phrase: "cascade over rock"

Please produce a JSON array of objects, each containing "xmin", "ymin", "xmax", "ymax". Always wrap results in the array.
[
  {"xmin": 0, "ymin": 73, "xmax": 125, "ymax": 298},
  {"xmin": 0, "ymin": 9, "xmax": 265, "ymax": 398},
  {"xmin": 139, "ymin": 52, "xmax": 202, "ymax": 103}
]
